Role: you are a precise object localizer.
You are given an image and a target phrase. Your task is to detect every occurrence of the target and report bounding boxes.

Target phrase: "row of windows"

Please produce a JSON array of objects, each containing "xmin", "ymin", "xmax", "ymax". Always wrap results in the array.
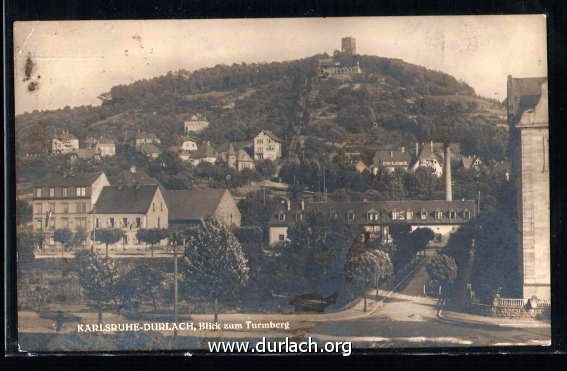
[
  {"xmin": 34, "ymin": 202, "xmax": 88, "ymax": 214},
  {"xmin": 278, "ymin": 209, "xmax": 471, "ymax": 222},
  {"xmin": 95, "ymin": 217, "xmax": 143, "ymax": 229},
  {"xmin": 35, "ymin": 217, "xmax": 87, "ymax": 230},
  {"xmin": 35, "ymin": 187, "xmax": 87, "ymax": 198}
]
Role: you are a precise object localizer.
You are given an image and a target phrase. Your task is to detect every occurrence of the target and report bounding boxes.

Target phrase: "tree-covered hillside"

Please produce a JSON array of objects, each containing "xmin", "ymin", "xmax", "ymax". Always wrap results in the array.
[{"xmin": 15, "ymin": 53, "xmax": 508, "ymax": 162}]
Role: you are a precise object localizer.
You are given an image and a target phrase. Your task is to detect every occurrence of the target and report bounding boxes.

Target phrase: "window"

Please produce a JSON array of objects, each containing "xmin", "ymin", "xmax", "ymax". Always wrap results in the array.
[
  {"xmin": 48, "ymin": 202, "xmax": 56, "ymax": 213},
  {"xmin": 329, "ymin": 208, "xmax": 337, "ymax": 219},
  {"xmin": 122, "ymin": 217, "xmax": 128, "ymax": 227},
  {"xmin": 35, "ymin": 188, "xmax": 42, "ymax": 197},
  {"xmin": 346, "ymin": 211, "xmax": 355, "ymax": 222},
  {"xmin": 63, "ymin": 203, "xmax": 69, "ymax": 213},
  {"xmin": 109, "ymin": 217, "xmax": 115, "ymax": 227},
  {"xmin": 464, "ymin": 209, "xmax": 471, "ymax": 220},
  {"xmin": 160, "ymin": 202, "xmax": 163, "ymax": 212},
  {"xmin": 435, "ymin": 210, "xmax": 443, "ymax": 220},
  {"xmin": 35, "ymin": 218, "xmax": 42, "ymax": 230},
  {"xmin": 420, "ymin": 209, "xmax": 427, "ymax": 220},
  {"xmin": 77, "ymin": 187, "xmax": 86, "ymax": 197},
  {"xmin": 435, "ymin": 233, "xmax": 443, "ymax": 242},
  {"xmin": 367, "ymin": 211, "xmax": 378, "ymax": 221},
  {"xmin": 257, "ymin": 139, "xmax": 263, "ymax": 144},
  {"xmin": 49, "ymin": 188, "xmax": 55, "ymax": 197},
  {"xmin": 123, "ymin": 235, "xmax": 128, "ymax": 245},
  {"xmin": 295, "ymin": 213, "xmax": 303, "ymax": 221},
  {"xmin": 63, "ymin": 188, "xmax": 68, "ymax": 197},
  {"xmin": 449, "ymin": 210, "xmax": 457, "ymax": 219},
  {"xmin": 152, "ymin": 203, "xmax": 155, "ymax": 212},
  {"xmin": 95, "ymin": 218, "xmax": 100, "ymax": 228},
  {"xmin": 279, "ymin": 234, "xmax": 286, "ymax": 241},
  {"xmin": 406, "ymin": 210, "xmax": 413, "ymax": 220},
  {"xmin": 34, "ymin": 203, "xmax": 43, "ymax": 215},
  {"xmin": 136, "ymin": 217, "xmax": 141, "ymax": 228},
  {"xmin": 278, "ymin": 213, "xmax": 286, "ymax": 222},
  {"xmin": 157, "ymin": 217, "xmax": 161, "ymax": 228}
]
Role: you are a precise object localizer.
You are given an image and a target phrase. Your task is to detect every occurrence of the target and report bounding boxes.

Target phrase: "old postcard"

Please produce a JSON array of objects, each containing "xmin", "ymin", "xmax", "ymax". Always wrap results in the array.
[{"xmin": 12, "ymin": 15, "xmax": 550, "ymax": 353}]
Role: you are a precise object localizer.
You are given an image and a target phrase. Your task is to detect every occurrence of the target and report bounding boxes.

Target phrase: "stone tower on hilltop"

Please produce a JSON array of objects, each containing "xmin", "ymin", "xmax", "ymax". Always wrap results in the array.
[
  {"xmin": 341, "ymin": 37, "xmax": 356, "ymax": 55},
  {"xmin": 507, "ymin": 75, "xmax": 550, "ymax": 300}
]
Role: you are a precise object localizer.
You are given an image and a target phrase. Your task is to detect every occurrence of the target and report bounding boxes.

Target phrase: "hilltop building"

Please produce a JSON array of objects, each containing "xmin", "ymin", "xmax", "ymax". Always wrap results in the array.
[
  {"xmin": 184, "ymin": 114, "xmax": 210, "ymax": 134},
  {"xmin": 31, "ymin": 171, "xmax": 110, "ymax": 246},
  {"xmin": 341, "ymin": 36, "xmax": 357, "ymax": 54},
  {"xmin": 188, "ymin": 141, "xmax": 217, "ymax": 166},
  {"xmin": 410, "ymin": 142, "xmax": 444, "ymax": 177},
  {"xmin": 95, "ymin": 137, "xmax": 116, "ymax": 157},
  {"xmin": 254, "ymin": 130, "xmax": 282, "ymax": 161},
  {"xmin": 135, "ymin": 131, "xmax": 161, "ymax": 148},
  {"xmin": 508, "ymin": 75, "xmax": 549, "ymax": 300},
  {"xmin": 51, "ymin": 130, "xmax": 79, "ymax": 154}
]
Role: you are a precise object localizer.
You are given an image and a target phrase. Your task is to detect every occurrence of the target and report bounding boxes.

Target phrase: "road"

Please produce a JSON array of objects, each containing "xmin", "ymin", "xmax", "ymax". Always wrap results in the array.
[{"xmin": 17, "ymin": 250, "xmax": 551, "ymax": 350}]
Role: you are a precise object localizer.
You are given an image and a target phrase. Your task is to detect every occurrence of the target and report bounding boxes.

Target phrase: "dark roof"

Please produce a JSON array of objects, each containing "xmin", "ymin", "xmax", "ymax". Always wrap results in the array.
[
  {"xmin": 191, "ymin": 142, "xmax": 217, "ymax": 159},
  {"xmin": 109, "ymin": 169, "xmax": 161, "ymax": 187},
  {"xmin": 33, "ymin": 171, "xmax": 104, "ymax": 187},
  {"xmin": 237, "ymin": 149, "xmax": 254, "ymax": 162},
  {"xmin": 257, "ymin": 130, "xmax": 282, "ymax": 143},
  {"xmin": 92, "ymin": 185, "xmax": 159, "ymax": 214},
  {"xmin": 507, "ymin": 76, "xmax": 547, "ymax": 123},
  {"xmin": 164, "ymin": 188, "xmax": 227, "ymax": 221},
  {"xmin": 138, "ymin": 143, "xmax": 161, "ymax": 154},
  {"xmin": 270, "ymin": 199, "xmax": 476, "ymax": 227}
]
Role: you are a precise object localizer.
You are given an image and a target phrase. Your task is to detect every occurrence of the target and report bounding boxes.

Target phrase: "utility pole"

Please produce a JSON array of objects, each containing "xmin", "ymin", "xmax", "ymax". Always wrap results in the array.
[{"xmin": 173, "ymin": 237, "xmax": 181, "ymax": 340}]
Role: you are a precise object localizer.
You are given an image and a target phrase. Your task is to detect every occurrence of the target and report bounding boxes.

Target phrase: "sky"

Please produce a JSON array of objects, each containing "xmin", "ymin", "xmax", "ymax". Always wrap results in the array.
[{"xmin": 13, "ymin": 15, "xmax": 547, "ymax": 115}]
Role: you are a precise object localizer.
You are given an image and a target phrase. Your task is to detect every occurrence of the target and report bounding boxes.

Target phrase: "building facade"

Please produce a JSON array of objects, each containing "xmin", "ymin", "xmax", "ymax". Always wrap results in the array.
[
  {"xmin": 253, "ymin": 130, "xmax": 282, "ymax": 161},
  {"xmin": 341, "ymin": 36, "xmax": 356, "ymax": 54},
  {"xmin": 31, "ymin": 172, "xmax": 110, "ymax": 246},
  {"xmin": 508, "ymin": 76, "xmax": 550, "ymax": 300},
  {"xmin": 184, "ymin": 114, "xmax": 210, "ymax": 134},
  {"xmin": 51, "ymin": 130, "xmax": 79, "ymax": 154},
  {"xmin": 91, "ymin": 185, "xmax": 168, "ymax": 249}
]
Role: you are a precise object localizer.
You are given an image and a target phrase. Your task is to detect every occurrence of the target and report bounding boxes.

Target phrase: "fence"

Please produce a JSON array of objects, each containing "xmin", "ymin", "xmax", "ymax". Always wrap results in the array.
[{"xmin": 467, "ymin": 296, "xmax": 551, "ymax": 319}]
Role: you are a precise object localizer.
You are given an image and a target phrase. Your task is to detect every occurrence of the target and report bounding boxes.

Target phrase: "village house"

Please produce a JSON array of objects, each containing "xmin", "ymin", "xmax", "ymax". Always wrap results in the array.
[
  {"xmin": 138, "ymin": 143, "xmax": 161, "ymax": 159},
  {"xmin": 31, "ymin": 171, "xmax": 110, "ymax": 247},
  {"xmin": 253, "ymin": 130, "xmax": 282, "ymax": 161},
  {"xmin": 164, "ymin": 188, "xmax": 241, "ymax": 229},
  {"xmin": 372, "ymin": 147, "xmax": 412, "ymax": 174},
  {"xmin": 134, "ymin": 131, "xmax": 161, "ymax": 149},
  {"xmin": 51, "ymin": 130, "xmax": 79, "ymax": 154},
  {"xmin": 178, "ymin": 137, "xmax": 198, "ymax": 161},
  {"xmin": 410, "ymin": 142, "xmax": 444, "ymax": 177},
  {"xmin": 95, "ymin": 137, "xmax": 116, "ymax": 157},
  {"xmin": 184, "ymin": 114, "xmax": 210, "ymax": 134},
  {"xmin": 91, "ymin": 184, "xmax": 168, "ymax": 250},
  {"xmin": 354, "ymin": 160, "xmax": 369, "ymax": 174},
  {"xmin": 109, "ymin": 165, "xmax": 162, "ymax": 187},
  {"xmin": 187, "ymin": 141, "xmax": 217, "ymax": 166},
  {"xmin": 219, "ymin": 143, "xmax": 256, "ymax": 171}
]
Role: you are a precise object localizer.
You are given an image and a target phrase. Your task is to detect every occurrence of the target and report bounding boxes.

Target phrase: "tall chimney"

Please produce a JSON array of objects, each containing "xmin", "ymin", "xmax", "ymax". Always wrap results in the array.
[
  {"xmin": 444, "ymin": 143, "xmax": 452, "ymax": 201},
  {"xmin": 415, "ymin": 142, "xmax": 419, "ymax": 157}
]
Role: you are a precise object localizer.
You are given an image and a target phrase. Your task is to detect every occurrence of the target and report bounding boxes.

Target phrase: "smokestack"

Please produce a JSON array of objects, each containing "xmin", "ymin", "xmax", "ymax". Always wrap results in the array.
[
  {"xmin": 444, "ymin": 143, "xmax": 452, "ymax": 201},
  {"xmin": 415, "ymin": 142, "xmax": 419, "ymax": 157}
]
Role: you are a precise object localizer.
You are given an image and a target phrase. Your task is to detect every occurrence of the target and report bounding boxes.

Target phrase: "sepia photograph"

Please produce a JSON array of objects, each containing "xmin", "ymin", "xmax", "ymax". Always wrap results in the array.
[{"xmin": 11, "ymin": 15, "xmax": 550, "ymax": 353}]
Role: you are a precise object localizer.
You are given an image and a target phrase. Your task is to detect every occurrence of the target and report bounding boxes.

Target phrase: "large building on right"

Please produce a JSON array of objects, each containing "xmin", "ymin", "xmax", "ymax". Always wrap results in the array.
[{"xmin": 507, "ymin": 75, "xmax": 550, "ymax": 300}]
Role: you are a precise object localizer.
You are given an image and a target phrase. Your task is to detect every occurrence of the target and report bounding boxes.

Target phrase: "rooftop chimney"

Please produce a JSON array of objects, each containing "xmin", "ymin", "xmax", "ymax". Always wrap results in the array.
[{"xmin": 444, "ymin": 143, "xmax": 452, "ymax": 201}]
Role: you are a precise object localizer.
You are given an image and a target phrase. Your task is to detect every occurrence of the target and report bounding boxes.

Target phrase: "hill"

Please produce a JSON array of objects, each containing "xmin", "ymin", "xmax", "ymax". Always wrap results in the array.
[{"xmin": 14, "ymin": 53, "xmax": 508, "ymax": 161}]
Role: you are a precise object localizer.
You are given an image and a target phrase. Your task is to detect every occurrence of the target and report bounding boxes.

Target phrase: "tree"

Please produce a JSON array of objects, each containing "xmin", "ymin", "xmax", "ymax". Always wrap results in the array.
[
  {"xmin": 345, "ymin": 248, "xmax": 393, "ymax": 312},
  {"xmin": 116, "ymin": 264, "xmax": 165, "ymax": 312},
  {"xmin": 93, "ymin": 228, "xmax": 124, "ymax": 257},
  {"xmin": 426, "ymin": 253, "xmax": 458, "ymax": 296},
  {"xmin": 16, "ymin": 200, "xmax": 32, "ymax": 226},
  {"xmin": 53, "ymin": 228, "xmax": 73, "ymax": 257},
  {"xmin": 136, "ymin": 228, "xmax": 169, "ymax": 257},
  {"xmin": 72, "ymin": 226, "xmax": 89, "ymax": 250},
  {"xmin": 75, "ymin": 251, "xmax": 120, "ymax": 321},
  {"xmin": 17, "ymin": 229, "xmax": 43, "ymax": 264},
  {"xmin": 183, "ymin": 218, "xmax": 249, "ymax": 321}
]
